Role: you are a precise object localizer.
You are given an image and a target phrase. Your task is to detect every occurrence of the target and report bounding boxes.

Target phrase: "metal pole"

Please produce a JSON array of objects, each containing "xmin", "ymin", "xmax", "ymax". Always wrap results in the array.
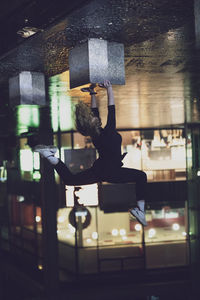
[{"xmin": 39, "ymin": 106, "xmax": 60, "ymax": 300}]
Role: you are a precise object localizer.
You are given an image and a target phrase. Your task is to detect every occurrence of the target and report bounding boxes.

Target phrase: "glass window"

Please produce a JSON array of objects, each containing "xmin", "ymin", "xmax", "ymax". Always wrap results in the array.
[
  {"xmin": 48, "ymin": 73, "xmax": 75, "ymax": 132},
  {"xmin": 16, "ymin": 105, "xmax": 40, "ymax": 135},
  {"xmin": 57, "ymin": 206, "xmax": 143, "ymax": 248},
  {"xmin": 19, "ymin": 138, "xmax": 41, "ymax": 181},
  {"xmin": 144, "ymin": 204, "xmax": 187, "ymax": 243},
  {"xmin": 60, "ymin": 133, "xmax": 72, "ymax": 161},
  {"xmin": 142, "ymin": 129, "xmax": 186, "ymax": 182},
  {"xmin": 57, "ymin": 207, "xmax": 75, "ymax": 246},
  {"xmin": 121, "ymin": 129, "xmax": 186, "ymax": 182},
  {"xmin": 7, "ymin": 194, "xmax": 43, "ymax": 271},
  {"xmin": 73, "ymin": 132, "xmax": 95, "ymax": 149},
  {"xmin": 121, "ymin": 131, "xmax": 142, "ymax": 170},
  {"xmin": 65, "ymin": 184, "xmax": 98, "ymax": 207},
  {"xmin": 144, "ymin": 202, "xmax": 189, "ymax": 268}
]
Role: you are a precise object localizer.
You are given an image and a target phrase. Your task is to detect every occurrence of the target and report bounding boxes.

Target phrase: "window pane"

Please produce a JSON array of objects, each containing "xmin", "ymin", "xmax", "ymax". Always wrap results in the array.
[{"xmin": 141, "ymin": 129, "xmax": 186, "ymax": 181}]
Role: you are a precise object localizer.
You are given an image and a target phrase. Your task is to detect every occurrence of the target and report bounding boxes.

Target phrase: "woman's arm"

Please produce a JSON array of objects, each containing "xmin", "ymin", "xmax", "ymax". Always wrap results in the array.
[
  {"xmin": 106, "ymin": 83, "xmax": 115, "ymax": 106},
  {"xmin": 99, "ymin": 80, "xmax": 115, "ymax": 106},
  {"xmin": 89, "ymin": 86, "xmax": 100, "ymax": 118},
  {"xmin": 89, "ymin": 81, "xmax": 115, "ymax": 107},
  {"xmin": 99, "ymin": 80, "xmax": 116, "ymax": 130},
  {"xmin": 91, "ymin": 93, "xmax": 98, "ymax": 108}
]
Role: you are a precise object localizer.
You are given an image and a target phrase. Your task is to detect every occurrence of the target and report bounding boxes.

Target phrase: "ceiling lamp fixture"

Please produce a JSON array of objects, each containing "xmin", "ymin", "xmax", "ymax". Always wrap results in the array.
[{"xmin": 17, "ymin": 26, "xmax": 43, "ymax": 38}]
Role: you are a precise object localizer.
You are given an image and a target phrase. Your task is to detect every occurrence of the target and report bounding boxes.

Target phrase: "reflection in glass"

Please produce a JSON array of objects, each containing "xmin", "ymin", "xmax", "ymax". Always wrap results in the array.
[
  {"xmin": 16, "ymin": 105, "xmax": 39, "ymax": 135},
  {"xmin": 144, "ymin": 205, "xmax": 187, "ymax": 243},
  {"xmin": 122, "ymin": 129, "xmax": 186, "ymax": 182},
  {"xmin": 49, "ymin": 74, "xmax": 74, "ymax": 132},
  {"xmin": 19, "ymin": 139, "xmax": 41, "ymax": 181}
]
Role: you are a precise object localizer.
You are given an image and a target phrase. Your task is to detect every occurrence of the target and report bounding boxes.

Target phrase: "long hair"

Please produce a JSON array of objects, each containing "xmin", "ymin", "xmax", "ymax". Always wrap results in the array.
[{"xmin": 75, "ymin": 101, "xmax": 101, "ymax": 137}]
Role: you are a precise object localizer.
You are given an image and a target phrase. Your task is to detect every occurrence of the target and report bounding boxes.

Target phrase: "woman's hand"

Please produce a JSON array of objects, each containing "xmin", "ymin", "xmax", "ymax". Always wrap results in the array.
[
  {"xmin": 99, "ymin": 80, "xmax": 114, "ymax": 105},
  {"xmin": 98, "ymin": 80, "xmax": 112, "ymax": 89}
]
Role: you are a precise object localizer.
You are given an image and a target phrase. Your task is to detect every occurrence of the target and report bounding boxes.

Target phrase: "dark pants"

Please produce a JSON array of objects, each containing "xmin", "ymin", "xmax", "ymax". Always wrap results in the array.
[{"xmin": 55, "ymin": 160, "xmax": 147, "ymax": 201}]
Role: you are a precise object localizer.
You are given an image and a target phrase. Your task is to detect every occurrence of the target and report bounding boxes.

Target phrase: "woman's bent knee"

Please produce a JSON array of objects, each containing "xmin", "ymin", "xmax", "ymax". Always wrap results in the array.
[{"xmin": 138, "ymin": 170, "xmax": 147, "ymax": 183}]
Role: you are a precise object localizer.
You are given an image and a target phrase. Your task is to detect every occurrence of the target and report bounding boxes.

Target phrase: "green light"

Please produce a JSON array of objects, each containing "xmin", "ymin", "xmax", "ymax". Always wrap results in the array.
[
  {"xmin": 16, "ymin": 105, "xmax": 40, "ymax": 135},
  {"xmin": 50, "ymin": 93, "xmax": 59, "ymax": 132},
  {"xmin": 33, "ymin": 171, "xmax": 41, "ymax": 181},
  {"xmin": 33, "ymin": 152, "xmax": 40, "ymax": 170},
  {"xmin": 49, "ymin": 74, "xmax": 74, "ymax": 132},
  {"xmin": 20, "ymin": 149, "xmax": 33, "ymax": 171},
  {"xmin": 59, "ymin": 95, "xmax": 73, "ymax": 131}
]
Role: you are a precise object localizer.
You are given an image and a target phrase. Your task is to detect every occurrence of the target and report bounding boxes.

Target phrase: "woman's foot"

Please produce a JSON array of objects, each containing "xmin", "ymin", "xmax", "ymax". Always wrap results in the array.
[
  {"xmin": 129, "ymin": 207, "xmax": 147, "ymax": 226},
  {"xmin": 34, "ymin": 145, "xmax": 59, "ymax": 165}
]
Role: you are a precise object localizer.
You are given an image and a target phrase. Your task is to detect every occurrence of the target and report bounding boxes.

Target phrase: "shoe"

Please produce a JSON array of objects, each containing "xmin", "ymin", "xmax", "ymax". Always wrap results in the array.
[
  {"xmin": 129, "ymin": 207, "xmax": 147, "ymax": 226},
  {"xmin": 34, "ymin": 145, "xmax": 59, "ymax": 165},
  {"xmin": 33, "ymin": 144, "xmax": 57, "ymax": 158}
]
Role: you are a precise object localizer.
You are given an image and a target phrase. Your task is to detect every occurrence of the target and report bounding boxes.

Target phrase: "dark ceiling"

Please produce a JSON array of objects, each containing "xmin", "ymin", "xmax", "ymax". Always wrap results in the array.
[
  {"xmin": 0, "ymin": 0, "xmax": 194, "ymax": 80},
  {"xmin": 0, "ymin": 0, "xmax": 91, "ymax": 56},
  {"xmin": 0, "ymin": 0, "xmax": 199, "ymax": 129}
]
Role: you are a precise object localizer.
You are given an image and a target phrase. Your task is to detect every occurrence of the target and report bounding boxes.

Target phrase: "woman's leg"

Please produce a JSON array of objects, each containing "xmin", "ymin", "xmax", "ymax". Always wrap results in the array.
[
  {"xmin": 104, "ymin": 167, "xmax": 147, "ymax": 226},
  {"xmin": 104, "ymin": 167, "xmax": 147, "ymax": 201},
  {"xmin": 34, "ymin": 145, "xmax": 99, "ymax": 186},
  {"xmin": 55, "ymin": 160, "xmax": 99, "ymax": 186}
]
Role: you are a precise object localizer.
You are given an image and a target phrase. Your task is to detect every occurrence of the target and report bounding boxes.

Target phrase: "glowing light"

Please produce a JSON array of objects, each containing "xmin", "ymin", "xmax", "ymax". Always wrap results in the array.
[
  {"xmin": 68, "ymin": 224, "xmax": 75, "ymax": 234},
  {"xmin": 86, "ymin": 238, "xmax": 92, "ymax": 243},
  {"xmin": 182, "ymin": 231, "xmax": 187, "ymax": 236},
  {"xmin": 16, "ymin": 105, "xmax": 39, "ymax": 135},
  {"xmin": 172, "ymin": 223, "xmax": 180, "ymax": 231},
  {"xmin": 66, "ymin": 184, "xmax": 98, "ymax": 207},
  {"xmin": 35, "ymin": 216, "xmax": 41, "ymax": 222},
  {"xmin": 197, "ymin": 171, "xmax": 200, "ymax": 176},
  {"xmin": 0, "ymin": 166, "xmax": 7, "ymax": 182},
  {"xmin": 74, "ymin": 184, "xmax": 98, "ymax": 206},
  {"xmin": 33, "ymin": 152, "xmax": 40, "ymax": 170},
  {"xmin": 33, "ymin": 171, "xmax": 41, "ymax": 180},
  {"xmin": 75, "ymin": 211, "xmax": 87, "ymax": 217},
  {"xmin": 165, "ymin": 212, "xmax": 179, "ymax": 219},
  {"xmin": 49, "ymin": 72, "xmax": 74, "ymax": 132},
  {"xmin": 65, "ymin": 186, "xmax": 74, "ymax": 207},
  {"xmin": 111, "ymin": 229, "xmax": 119, "ymax": 236},
  {"xmin": 92, "ymin": 232, "xmax": 98, "ymax": 240},
  {"xmin": 20, "ymin": 149, "xmax": 33, "ymax": 171},
  {"xmin": 119, "ymin": 229, "xmax": 126, "ymax": 236},
  {"xmin": 135, "ymin": 224, "xmax": 142, "ymax": 231},
  {"xmin": 50, "ymin": 93, "xmax": 59, "ymax": 131},
  {"xmin": 38, "ymin": 264, "xmax": 43, "ymax": 270},
  {"xmin": 18, "ymin": 196, "xmax": 25, "ymax": 202},
  {"xmin": 148, "ymin": 228, "xmax": 156, "ymax": 238},
  {"xmin": 122, "ymin": 236, "xmax": 128, "ymax": 241},
  {"xmin": 58, "ymin": 216, "xmax": 65, "ymax": 223},
  {"xmin": 59, "ymin": 95, "xmax": 73, "ymax": 131}
]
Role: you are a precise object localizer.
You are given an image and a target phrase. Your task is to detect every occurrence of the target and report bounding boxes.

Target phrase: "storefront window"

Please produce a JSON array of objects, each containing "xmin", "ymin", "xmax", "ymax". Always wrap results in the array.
[
  {"xmin": 55, "ymin": 128, "xmax": 188, "ymax": 273},
  {"xmin": 121, "ymin": 129, "xmax": 186, "ymax": 182},
  {"xmin": 16, "ymin": 105, "xmax": 40, "ymax": 135},
  {"xmin": 144, "ymin": 203, "xmax": 189, "ymax": 268},
  {"xmin": 60, "ymin": 133, "xmax": 72, "ymax": 161},
  {"xmin": 49, "ymin": 73, "xmax": 74, "ymax": 132},
  {"xmin": 73, "ymin": 132, "xmax": 95, "ymax": 150},
  {"xmin": 57, "ymin": 207, "xmax": 75, "ymax": 246},
  {"xmin": 19, "ymin": 138, "xmax": 41, "ymax": 181},
  {"xmin": 9, "ymin": 195, "xmax": 42, "ymax": 255},
  {"xmin": 144, "ymin": 204, "xmax": 187, "ymax": 243}
]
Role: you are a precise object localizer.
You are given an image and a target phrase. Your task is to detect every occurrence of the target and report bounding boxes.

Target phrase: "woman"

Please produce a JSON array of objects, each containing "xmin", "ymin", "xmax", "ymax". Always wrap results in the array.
[{"xmin": 34, "ymin": 81, "xmax": 147, "ymax": 226}]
